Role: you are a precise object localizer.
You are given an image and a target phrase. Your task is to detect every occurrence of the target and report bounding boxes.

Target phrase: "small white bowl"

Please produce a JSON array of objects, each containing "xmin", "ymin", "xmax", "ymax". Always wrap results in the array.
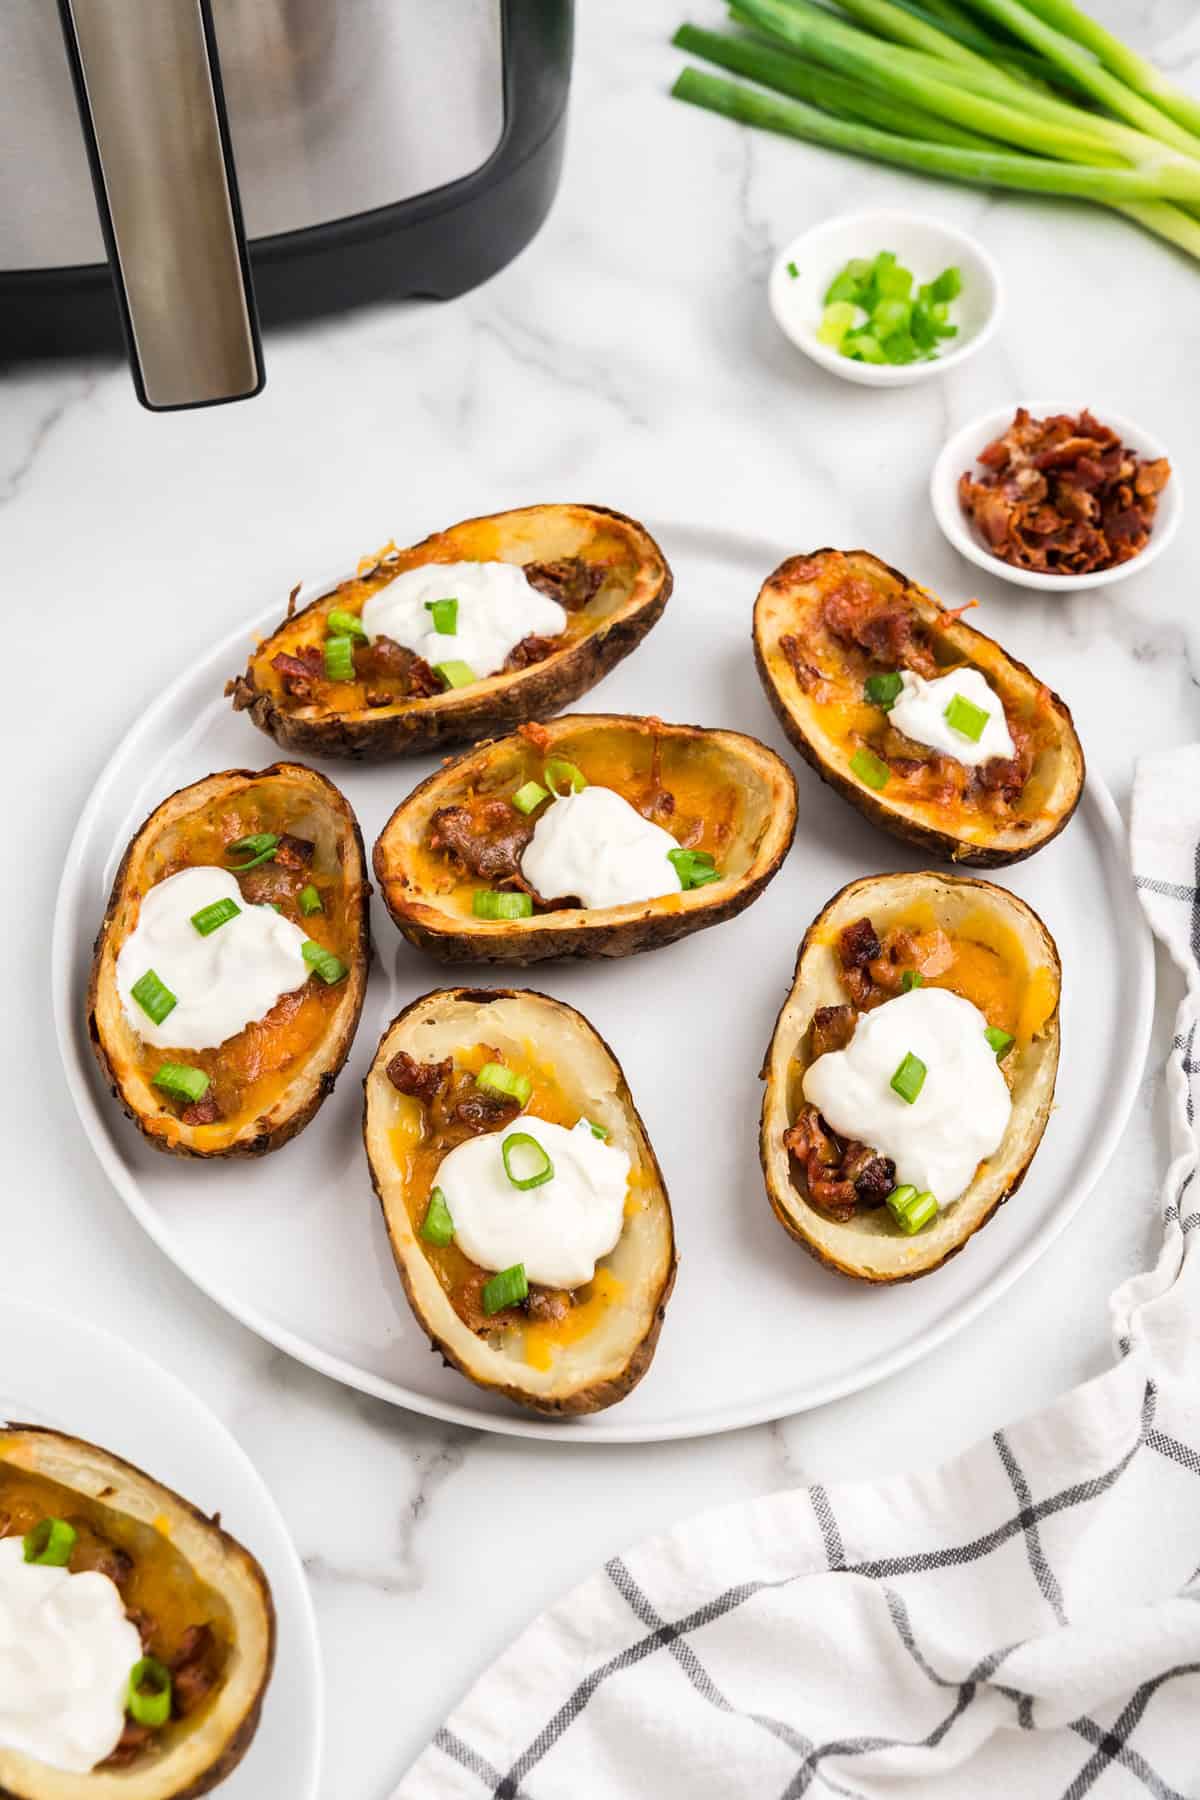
[
  {"xmin": 769, "ymin": 208, "xmax": 1003, "ymax": 388},
  {"xmin": 931, "ymin": 402, "xmax": 1181, "ymax": 592}
]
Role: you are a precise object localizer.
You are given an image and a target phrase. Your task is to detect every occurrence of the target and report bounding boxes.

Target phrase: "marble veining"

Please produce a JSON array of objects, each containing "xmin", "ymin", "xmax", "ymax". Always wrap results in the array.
[{"xmin": 4, "ymin": 2, "xmax": 1199, "ymax": 1793}]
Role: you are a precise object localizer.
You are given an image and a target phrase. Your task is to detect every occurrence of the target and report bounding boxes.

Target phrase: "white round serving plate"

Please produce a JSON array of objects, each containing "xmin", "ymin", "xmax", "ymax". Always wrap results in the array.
[
  {"xmin": 931, "ymin": 401, "xmax": 1182, "ymax": 591},
  {"xmin": 769, "ymin": 209, "xmax": 1003, "ymax": 388},
  {"xmin": 0, "ymin": 1295, "xmax": 323, "ymax": 1795},
  {"xmin": 53, "ymin": 521, "xmax": 1153, "ymax": 1444}
]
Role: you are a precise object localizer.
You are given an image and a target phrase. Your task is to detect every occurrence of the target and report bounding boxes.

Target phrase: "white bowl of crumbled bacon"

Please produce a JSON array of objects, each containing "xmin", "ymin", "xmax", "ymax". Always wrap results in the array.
[{"xmin": 931, "ymin": 403, "xmax": 1180, "ymax": 591}]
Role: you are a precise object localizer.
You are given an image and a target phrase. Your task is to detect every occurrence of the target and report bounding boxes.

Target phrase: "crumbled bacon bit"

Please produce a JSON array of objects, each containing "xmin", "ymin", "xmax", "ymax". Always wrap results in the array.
[
  {"xmin": 386, "ymin": 1051, "xmax": 452, "ymax": 1104},
  {"xmin": 274, "ymin": 833, "xmax": 314, "ymax": 869},
  {"xmin": 504, "ymin": 634, "xmax": 557, "ymax": 671},
  {"xmin": 271, "ymin": 646, "xmax": 324, "ymax": 698},
  {"xmin": 958, "ymin": 407, "xmax": 1171, "ymax": 575},
  {"xmin": 181, "ymin": 1095, "xmax": 221, "ymax": 1127},
  {"xmin": 523, "ymin": 556, "xmax": 605, "ymax": 611},
  {"xmin": 821, "ymin": 575, "xmax": 938, "ymax": 676}
]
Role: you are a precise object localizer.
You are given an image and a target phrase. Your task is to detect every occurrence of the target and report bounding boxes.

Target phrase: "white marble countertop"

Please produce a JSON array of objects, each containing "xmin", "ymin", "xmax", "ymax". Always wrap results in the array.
[{"xmin": 5, "ymin": 2, "xmax": 1200, "ymax": 1793}]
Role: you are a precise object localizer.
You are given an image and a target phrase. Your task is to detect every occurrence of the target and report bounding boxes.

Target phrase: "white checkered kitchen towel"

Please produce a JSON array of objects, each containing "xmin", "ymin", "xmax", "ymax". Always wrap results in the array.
[{"xmin": 395, "ymin": 748, "xmax": 1200, "ymax": 1800}]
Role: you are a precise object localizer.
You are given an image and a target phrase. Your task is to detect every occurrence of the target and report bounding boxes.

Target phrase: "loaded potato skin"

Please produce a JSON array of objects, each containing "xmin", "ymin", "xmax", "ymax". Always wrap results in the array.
[
  {"xmin": 372, "ymin": 714, "xmax": 798, "ymax": 966},
  {"xmin": 226, "ymin": 505, "xmax": 673, "ymax": 760},
  {"xmin": 753, "ymin": 548, "xmax": 1084, "ymax": 867},
  {"xmin": 363, "ymin": 988, "xmax": 677, "ymax": 1418},
  {"xmin": 760, "ymin": 871, "xmax": 1061, "ymax": 1284},
  {"xmin": 88, "ymin": 763, "xmax": 370, "ymax": 1159}
]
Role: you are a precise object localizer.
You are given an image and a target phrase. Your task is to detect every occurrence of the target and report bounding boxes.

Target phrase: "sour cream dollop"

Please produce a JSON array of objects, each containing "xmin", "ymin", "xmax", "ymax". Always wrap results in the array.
[
  {"xmin": 0, "ymin": 1535, "xmax": 142, "ymax": 1774},
  {"xmin": 520, "ymin": 786, "xmax": 684, "ymax": 910},
  {"xmin": 116, "ymin": 866, "xmax": 312, "ymax": 1050},
  {"xmin": 889, "ymin": 668, "xmax": 1015, "ymax": 767},
  {"xmin": 359, "ymin": 561, "xmax": 566, "ymax": 679},
  {"xmin": 435, "ymin": 1116, "xmax": 630, "ymax": 1289},
  {"xmin": 802, "ymin": 986, "xmax": 1011, "ymax": 1204}
]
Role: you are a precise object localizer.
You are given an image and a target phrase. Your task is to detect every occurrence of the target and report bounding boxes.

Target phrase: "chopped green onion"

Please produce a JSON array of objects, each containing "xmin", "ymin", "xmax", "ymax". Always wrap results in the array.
[
  {"xmin": 324, "ymin": 634, "xmax": 355, "ymax": 682},
  {"xmin": 544, "ymin": 758, "xmax": 588, "ymax": 796},
  {"xmin": 482, "ymin": 1263, "xmax": 528, "ymax": 1316},
  {"xmin": 327, "ymin": 607, "xmax": 367, "ymax": 642},
  {"xmin": 477, "ymin": 1062, "xmax": 533, "ymax": 1106},
  {"xmin": 424, "ymin": 597, "xmax": 459, "ymax": 635},
  {"xmin": 189, "ymin": 896, "xmax": 241, "ymax": 936},
  {"xmin": 985, "ymin": 1025, "xmax": 1015, "ymax": 1059},
  {"xmin": 864, "ymin": 670, "xmax": 903, "ymax": 710},
  {"xmin": 23, "ymin": 1518, "xmax": 77, "ymax": 1567},
  {"xmin": 501, "ymin": 1131, "xmax": 554, "ymax": 1190},
  {"xmin": 884, "ymin": 1183, "xmax": 918, "ymax": 1225},
  {"xmin": 901, "ymin": 969, "xmax": 924, "ymax": 992},
  {"xmin": 579, "ymin": 1117, "xmax": 609, "ymax": 1140},
  {"xmin": 153, "ymin": 1063, "xmax": 211, "ymax": 1104},
  {"xmin": 850, "ymin": 746, "xmax": 890, "ymax": 791},
  {"xmin": 299, "ymin": 883, "xmax": 323, "ymax": 916},
  {"xmin": 434, "ymin": 660, "xmax": 476, "ymax": 689},
  {"xmin": 897, "ymin": 1190, "xmax": 939, "ymax": 1234},
  {"xmin": 817, "ymin": 300, "xmax": 858, "ymax": 347},
  {"xmin": 890, "ymin": 1051, "xmax": 927, "ymax": 1104},
  {"xmin": 473, "ymin": 889, "xmax": 534, "ymax": 920},
  {"xmin": 513, "ymin": 780, "xmax": 550, "ymax": 815},
  {"xmin": 226, "ymin": 832, "xmax": 278, "ymax": 872},
  {"xmin": 301, "ymin": 940, "xmax": 348, "ymax": 984},
  {"xmin": 787, "ymin": 259, "xmax": 799, "ymax": 277},
  {"xmin": 127, "ymin": 1657, "xmax": 172, "ymax": 1729},
  {"xmin": 944, "ymin": 692, "xmax": 989, "ymax": 742},
  {"xmin": 131, "ymin": 969, "xmax": 176, "ymax": 1026},
  {"xmin": 420, "ymin": 1187, "xmax": 455, "ymax": 1247},
  {"xmin": 929, "ymin": 265, "xmax": 962, "ymax": 303},
  {"xmin": 264, "ymin": 902, "xmax": 281, "ymax": 913},
  {"xmin": 667, "ymin": 846, "xmax": 720, "ymax": 890}
]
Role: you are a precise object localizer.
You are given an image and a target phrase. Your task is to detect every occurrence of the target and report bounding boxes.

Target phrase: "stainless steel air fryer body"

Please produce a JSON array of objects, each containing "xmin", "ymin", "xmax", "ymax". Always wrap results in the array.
[{"xmin": 1, "ymin": 1, "xmax": 572, "ymax": 409}]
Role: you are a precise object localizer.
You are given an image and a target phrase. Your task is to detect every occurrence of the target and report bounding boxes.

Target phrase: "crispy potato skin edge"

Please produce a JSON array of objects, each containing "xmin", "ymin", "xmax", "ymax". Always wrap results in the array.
[
  {"xmin": 86, "ymin": 763, "xmax": 370, "ymax": 1160},
  {"xmin": 363, "ymin": 986, "xmax": 677, "ymax": 1418},
  {"xmin": 752, "ymin": 546, "xmax": 1085, "ymax": 868}
]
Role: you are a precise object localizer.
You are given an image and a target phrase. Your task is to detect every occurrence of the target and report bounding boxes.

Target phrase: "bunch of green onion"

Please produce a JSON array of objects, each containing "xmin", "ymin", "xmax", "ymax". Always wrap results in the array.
[{"xmin": 671, "ymin": 0, "xmax": 1200, "ymax": 262}]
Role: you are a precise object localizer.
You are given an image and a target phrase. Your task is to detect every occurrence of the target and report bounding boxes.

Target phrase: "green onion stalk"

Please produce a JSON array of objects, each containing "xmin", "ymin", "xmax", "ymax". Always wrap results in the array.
[
  {"xmin": 670, "ymin": 0, "xmax": 1200, "ymax": 263},
  {"xmin": 671, "ymin": 67, "xmax": 1200, "ymax": 259}
]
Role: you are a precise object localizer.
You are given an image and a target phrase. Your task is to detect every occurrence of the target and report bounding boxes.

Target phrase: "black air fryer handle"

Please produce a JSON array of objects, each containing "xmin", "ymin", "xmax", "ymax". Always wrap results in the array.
[{"xmin": 57, "ymin": 0, "xmax": 264, "ymax": 411}]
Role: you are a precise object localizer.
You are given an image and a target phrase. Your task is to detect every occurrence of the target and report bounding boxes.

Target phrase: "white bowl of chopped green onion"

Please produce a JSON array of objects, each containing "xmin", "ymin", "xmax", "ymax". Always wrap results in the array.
[{"xmin": 769, "ymin": 209, "xmax": 1003, "ymax": 387}]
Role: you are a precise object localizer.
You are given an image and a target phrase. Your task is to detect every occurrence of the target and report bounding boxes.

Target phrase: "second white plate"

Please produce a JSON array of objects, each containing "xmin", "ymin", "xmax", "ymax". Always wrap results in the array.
[
  {"xmin": 0, "ymin": 1295, "xmax": 323, "ymax": 1796},
  {"xmin": 53, "ymin": 521, "xmax": 1153, "ymax": 1442}
]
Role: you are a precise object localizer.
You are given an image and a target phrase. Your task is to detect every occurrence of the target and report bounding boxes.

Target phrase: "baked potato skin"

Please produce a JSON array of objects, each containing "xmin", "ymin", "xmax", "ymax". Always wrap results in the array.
[
  {"xmin": 364, "ymin": 987, "xmax": 677, "ymax": 1418},
  {"xmin": 226, "ymin": 505, "xmax": 672, "ymax": 761},
  {"xmin": 87, "ymin": 763, "xmax": 370, "ymax": 1160},
  {"xmin": 759, "ymin": 871, "xmax": 1061, "ymax": 1284},
  {"xmin": 753, "ymin": 548, "xmax": 1085, "ymax": 869},
  {"xmin": 372, "ymin": 715, "xmax": 798, "ymax": 966},
  {"xmin": 0, "ymin": 1425, "xmax": 275, "ymax": 1800}
]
